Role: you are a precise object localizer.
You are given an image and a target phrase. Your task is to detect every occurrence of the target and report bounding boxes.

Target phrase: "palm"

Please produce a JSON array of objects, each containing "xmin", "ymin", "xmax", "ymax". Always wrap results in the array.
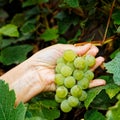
[{"xmin": 31, "ymin": 44, "xmax": 105, "ymax": 91}]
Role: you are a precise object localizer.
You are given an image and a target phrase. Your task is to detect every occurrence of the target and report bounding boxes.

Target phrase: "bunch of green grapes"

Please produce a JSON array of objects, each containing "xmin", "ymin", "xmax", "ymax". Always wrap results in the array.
[{"xmin": 55, "ymin": 49, "xmax": 96, "ymax": 113}]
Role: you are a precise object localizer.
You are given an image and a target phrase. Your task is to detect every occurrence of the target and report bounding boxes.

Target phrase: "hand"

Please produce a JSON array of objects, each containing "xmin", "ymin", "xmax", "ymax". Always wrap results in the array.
[{"xmin": 29, "ymin": 43, "xmax": 106, "ymax": 92}]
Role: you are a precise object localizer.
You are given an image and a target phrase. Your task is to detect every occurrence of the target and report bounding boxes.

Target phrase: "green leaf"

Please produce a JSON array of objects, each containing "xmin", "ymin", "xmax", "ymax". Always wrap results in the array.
[
  {"xmin": 106, "ymin": 95, "xmax": 120, "ymax": 120},
  {"xmin": 116, "ymin": 26, "xmax": 120, "ymax": 33},
  {"xmin": 0, "ymin": 24, "xmax": 19, "ymax": 37},
  {"xmin": 84, "ymin": 109, "xmax": 106, "ymax": 120},
  {"xmin": 26, "ymin": 99, "xmax": 60, "ymax": 120},
  {"xmin": 84, "ymin": 86, "xmax": 105, "ymax": 109},
  {"xmin": 112, "ymin": 10, "xmax": 120, "ymax": 25},
  {"xmin": 104, "ymin": 52, "xmax": 120, "ymax": 85},
  {"xmin": 40, "ymin": 28, "xmax": 59, "ymax": 41},
  {"xmin": 0, "ymin": 44, "xmax": 33, "ymax": 65},
  {"xmin": 110, "ymin": 49, "xmax": 120, "ymax": 59},
  {"xmin": 22, "ymin": 0, "xmax": 48, "ymax": 7},
  {"xmin": 20, "ymin": 22, "xmax": 36, "ymax": 34},
  {"xmin": 105, "ymin": 83, "xmax": 120, "ymax": 99},
  {"xmin": 11, "ymin": 13, "xmax": 25, "ymax": 27},
  {"xmin": 0, "ymin": 80, "xmax": 26, "ymax": 120},
  {"xmin": 64, "ymin": 0, "xmax": 79, "ymax": 8}
]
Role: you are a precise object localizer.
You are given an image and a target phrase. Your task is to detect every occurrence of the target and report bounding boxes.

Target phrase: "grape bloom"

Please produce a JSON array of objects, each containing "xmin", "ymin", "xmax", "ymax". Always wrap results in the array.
[{"xmin": 54, "ymin": 49, "xmax": 96, "ymax": 113}]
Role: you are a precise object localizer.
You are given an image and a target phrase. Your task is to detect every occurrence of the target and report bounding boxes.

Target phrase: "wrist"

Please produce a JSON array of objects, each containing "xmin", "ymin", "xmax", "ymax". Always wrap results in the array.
[{"xmin": 0, "ymin": 59, "xmax": 45, "ymax": 105}]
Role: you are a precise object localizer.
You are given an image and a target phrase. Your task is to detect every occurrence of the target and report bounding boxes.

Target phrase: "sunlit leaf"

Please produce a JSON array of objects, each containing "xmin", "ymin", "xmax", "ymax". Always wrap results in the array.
[
  {"xmin": 0, "ymin": 24, "xmax": 19, "ymax": 37},
  {"xmin": 40, "ymin": 28, "xmax": 59, "ymax": 41},
  {"xmin": 104, "ymin": 52, "xmax": 120, "ymax": 85}
]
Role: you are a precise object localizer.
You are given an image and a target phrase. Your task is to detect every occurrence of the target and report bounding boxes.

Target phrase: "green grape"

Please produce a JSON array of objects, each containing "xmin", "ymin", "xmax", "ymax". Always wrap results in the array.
[
  {"xmin": 60, "ymin": 65, "xmax": 73, "ymax": 77},
  {"xmin": 55, "ymin": 63, "xmax": 65, "ymax": 73},
  {"xmin": 63, "ymin": 49, "xmax": 77, "ymax": 62},
  {"xmin": 55, "ymin": 74, "xmax": 65, "ymax": 86},
  {"xmin": 64, "ymin": 76, "xmax": 76, "ymax": 88},
  {"xmin": 70, "ymin": 85, "xmax": 82, "ymax": 97},
  {"xmin": 57, "ymin": 57, "xmax": 66, "ymax": 64},
  {"xmin": 60, "ymin": 99, "xmax": 72, "ymax": 113},
  {"xmin": 78, "ymin": 77, "xmax": 89, "ymax": 89},
  {"xmin": 85, "ymin": 54, "xmax": 96, "ymax": 67},
  {"xmin": 73, "ymin": 69, "xmax": 84, "ymax": 81},
  {"xmin": 84, "ymin": 70, "xmax": 94, "ymax": 81},
  {"xmin": 74, "ymin": 57, "xmax": 86, "ymax": 69},
  {"xmin": 55, "ymin": 94, "xmax": 65, "ymax": 103},
  {"xmin": 56, "ymin": 86, "xmax": 68, "ymax": 98},
  {"xmin": 79, "ymin": 90, "xmax": 87, "ymax": 101},
  {"xmin": 68, "ymin": 96, "xmax": 79, "ymax": 107},
  {"xmin": 66, "ymin": 62, "xmax": 75, "ymax": 71}
]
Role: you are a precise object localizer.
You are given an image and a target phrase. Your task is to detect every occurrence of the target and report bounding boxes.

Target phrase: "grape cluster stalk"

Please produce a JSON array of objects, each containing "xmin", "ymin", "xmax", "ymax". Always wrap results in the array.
[{"xmin": 55, "ymin": 49, "xmax": 96, "ymax": 113}]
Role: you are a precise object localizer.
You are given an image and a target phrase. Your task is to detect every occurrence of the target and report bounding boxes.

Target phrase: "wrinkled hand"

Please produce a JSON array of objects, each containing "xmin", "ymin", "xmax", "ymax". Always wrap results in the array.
[{"xmin": 30, "ymin": 43, "xmax": 106, "ymax": 92}]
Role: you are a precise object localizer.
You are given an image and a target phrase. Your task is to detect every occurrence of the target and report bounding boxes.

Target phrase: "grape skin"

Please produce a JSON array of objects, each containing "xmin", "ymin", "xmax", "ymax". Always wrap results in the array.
[
  {"xmin": 85, "ymin": 55, "xmax": 96, "ymax": 67},
  {"xmin": 73, "ymin": 69, "xmax": 84, "ymax": 81},
  {"xmin": 60, "ymin": 100, "xmax": 72, "ymax": 113},
  {"xmin": 55, "ymin": 74, "xmax": 65, "ymax": 86},
  {"xmin": 79, "ymin": 90, "xmax": 88, "ymax": 101},
  {"xmin": 70, "ymin": 85, "xmax": 82, "ymax": 97},
  {"xmin": 74, "ymin": 57, "xmax": 86, "ymax": 69},
  {"xmin": 63, "ymin": 49, "xmax": 77, "ymax": 62},
  {"xmin": 56, "ymin": 86, "xmax": 68, "ymax": 98},
  {"xmin": 84, "ymin": 70, "xmax": 94, "ymax": 81},
  {"xmin": 68, "ymin": 96, "xmax": 79, "ymax": 107},
  {"xmin": 64, "ymin": 76, "xmax": 76, "ymax": 88},
  {"xmin": 55, "ymin": 49, "xmax": 96, "ymax": 113},
  {"xmin": 60, "ymin": 65, "xmax": 73, "ymax": 77}
]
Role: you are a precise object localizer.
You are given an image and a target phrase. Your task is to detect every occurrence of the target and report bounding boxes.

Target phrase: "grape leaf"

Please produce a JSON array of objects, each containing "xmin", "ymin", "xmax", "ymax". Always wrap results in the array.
[
  {"xmin": 40, "ymin": 28, "xmax": 59, "ymax": 41},
  {"xmin": 26, "ymin": 99, "xmax": 60, "ymax": 120},
  {"xmin": 84, "ymin": 109, "xmax": 106, "ymax": 120},
  {"xmin": 0, "ymin": 24, "xmax": 19, "ymax": 37},
  {"xmin": 104, "ymin": 52, "xmax": 120, "ymax": 85},
  {"xmin": 84, "ymin": 86, "xmax": 106, "ymax": 109},
  {"xmin": 0, "ymin": 44, "xmax": 33, "ymax": 65},
  {"xmin": 0, "ymin": 80, "xmax": 26, "ymax": 120},
  {"xmin": 64, "ymin": 0, "xmax": 79, "ymax": 8},
  {"xmin": 105, "ymin": 83, "xmax": 120, "ymax": 99},
  {"xmin": 106, "ymin": 94, "xmax": 120, "ymax": 120}
]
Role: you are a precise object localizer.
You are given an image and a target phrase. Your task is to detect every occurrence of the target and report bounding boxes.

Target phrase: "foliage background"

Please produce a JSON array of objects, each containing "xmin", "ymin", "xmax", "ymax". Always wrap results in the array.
[{"xmin": 0, "ymin": 0, "xmax": 120, "ymax": 120}]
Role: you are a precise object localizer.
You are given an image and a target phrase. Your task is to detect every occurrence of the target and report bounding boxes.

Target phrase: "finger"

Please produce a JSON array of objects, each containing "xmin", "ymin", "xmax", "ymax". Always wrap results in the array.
[
  {"xmin": 86, "ymin": 45, "xmax": 99, "ymax": 56},
  {"xmin": 60, "ymin": 43, "xmax": 92, "ymax": 56},
  {"xmin": 75, "ymin": 43, "xmax": 92, "ymax": 56},
  {"xmin": 90, "ymin": 56, "xmax": 105, "ymax": 71},
  {"xmin": 89, "ymin": 79, "xmax": 106, "ymax": 88}
]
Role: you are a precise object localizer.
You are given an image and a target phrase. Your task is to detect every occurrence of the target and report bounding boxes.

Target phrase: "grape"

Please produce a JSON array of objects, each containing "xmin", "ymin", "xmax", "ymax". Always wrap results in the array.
[
  {"xmin": 70, "ymin": 85, "xmax": 82, "ymax": 97},
  {"xmin": 74, "ymin": 57, "xmax": 86, "ymax": 69},
  {"xmin": 54, "ymin": 49, "xmax": 96, "ymax": 113},
  {"xmin": 63, "ymin": 49, "xmax": 77, "ymax": 62},
  {"xmin": 56, "ymin": 86, "xmax": 68, "ymax": 98},
  {"xmin": 73, "ymin": 69, "xmax": 84, "ymax": 81},
  {"xmin": 79, "ymin": 90, "xmax": 87, "ymax": 101},
  {"xmin": 78, "ymin": 78, "xmax": 89, "ymax": 89},
  {"xmin": 84, "ymin": 70, "xmax": 94, "ymax": 81},
  {"xmin": 66, "ymin": 62, "xmax": 75, "ymax": 71},
  {"xmin": 60, "ymin": 100, "xmax": 72, "ymax": 113},
  {"xmin": 55, "ymin": 63, "xmax": 65, "ymax": 73},
  {"xmin": 55, "ymin": 74, "xmax": 65, "ymax": 86},
  {"xmin": 55, "ymin": 94, "xmax": 65, "ymax": 103},
  {"xmin": 68, "ymin": 96, "xmax": 79, "ymax": 107},
  {"xmin": 60, "ymin": 65, "xmax": 73, "ymax": 77},
  {"xmin": 57, "ymin": 57, "xmax": 66, "ymax": 64},
  {"xmin": 85, "ymin": 55, "xmax": 96, "ymax": 67},
  {"xmin": 64, "ymin": 76, "xmax": 76, "ymax": 88}
]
